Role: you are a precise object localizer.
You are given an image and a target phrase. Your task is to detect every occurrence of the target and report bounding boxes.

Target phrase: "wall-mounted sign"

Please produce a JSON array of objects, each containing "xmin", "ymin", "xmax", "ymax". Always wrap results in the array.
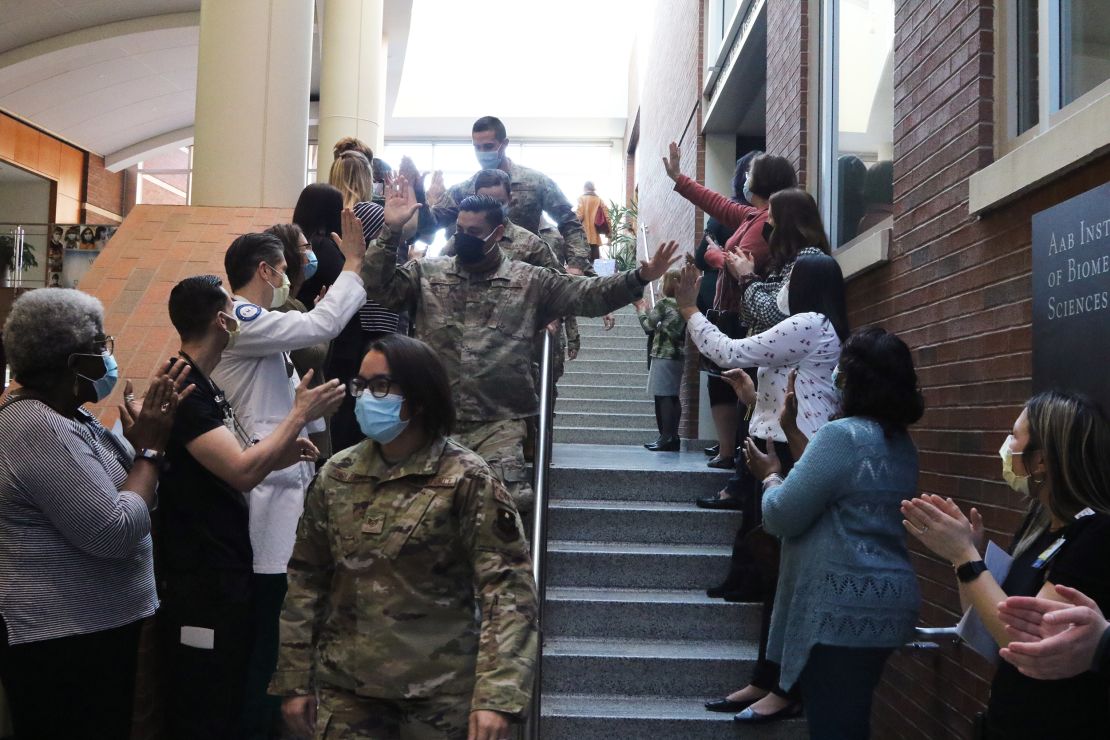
[
  {"xmin": 48, "ymin": 224, "xmax": 116, "ymax": 289},
  {"xmin": 1031, "ymin": 181, "xmax": 1110, "ymax": 405}
]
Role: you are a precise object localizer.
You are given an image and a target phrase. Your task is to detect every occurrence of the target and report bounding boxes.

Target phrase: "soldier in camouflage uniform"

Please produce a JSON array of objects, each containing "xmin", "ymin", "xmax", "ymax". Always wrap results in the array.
[
  {"xmin": 537, "ymin": 222, "xmax": 582, "ymax": 382},
  {"xmin": 271, "ymin": 334, "xmax": 536, "ymax": 740},
  {"xmin": 439, "ymin": 171, "xmax": 563, "ymax": 273},
  {"xmin": 427, "ymin": 116, "xmax": 594, "ymax": 274},
  {"xmin": 361, "ymin": 184, "xmax": 680, "ymax": 512}
]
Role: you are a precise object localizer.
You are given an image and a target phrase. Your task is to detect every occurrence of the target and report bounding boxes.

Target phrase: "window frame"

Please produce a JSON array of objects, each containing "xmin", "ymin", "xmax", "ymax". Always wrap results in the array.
[
  {"xmin": 816, "ymin": 0, "xmax": 895, "ymax": 275},
  {"xmin": 973, "ymin": 0, "xmax": 1110, "ymax": 213}
]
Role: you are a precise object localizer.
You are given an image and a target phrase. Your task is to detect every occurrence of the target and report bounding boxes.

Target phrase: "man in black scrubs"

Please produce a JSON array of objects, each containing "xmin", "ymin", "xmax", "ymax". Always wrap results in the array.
[{"xmin": 157, "ymin": 275, "xmax": 344, "ymax": 738}]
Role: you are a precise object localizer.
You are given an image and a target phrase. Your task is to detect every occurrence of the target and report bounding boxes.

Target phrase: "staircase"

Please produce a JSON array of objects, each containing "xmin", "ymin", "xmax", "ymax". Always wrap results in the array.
[
  {"xmin": 538, "ymin": 311, "xmax": 807, "ymax": 738},
  {"xmin": 556, "ymin": 308, "xmax": 655, "ymax": 446}
]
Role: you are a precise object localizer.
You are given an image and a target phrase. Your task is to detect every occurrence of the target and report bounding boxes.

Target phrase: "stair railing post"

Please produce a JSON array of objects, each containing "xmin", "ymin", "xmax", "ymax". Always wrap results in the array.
[{"xmin": 525, "ymin": 330, "xmax": 556, "ymax": 740}]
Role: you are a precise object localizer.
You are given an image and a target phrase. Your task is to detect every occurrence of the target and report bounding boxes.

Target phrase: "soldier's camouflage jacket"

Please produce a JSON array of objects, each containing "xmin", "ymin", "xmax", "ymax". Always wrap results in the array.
[
  {"xmin": 361, "ymin": 225, "xmax": 644, "ymax": 422},
  {"xmin": 269, "ymin": 436, "xmax": 538, "ymax": 716},
  {"xmin": 434, "ymin": 159, "xmax": 593, "ymax": 272}
]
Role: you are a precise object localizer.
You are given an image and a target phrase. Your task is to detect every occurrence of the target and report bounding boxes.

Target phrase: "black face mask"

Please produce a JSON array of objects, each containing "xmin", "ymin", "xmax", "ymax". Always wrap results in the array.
[
  {"xmin": 762, "ymin": 222, "xmax": 774, "ymax": 244},
  {"xmin": 454, "ymin": 230, "xmax": 495, "ymax": 264}
]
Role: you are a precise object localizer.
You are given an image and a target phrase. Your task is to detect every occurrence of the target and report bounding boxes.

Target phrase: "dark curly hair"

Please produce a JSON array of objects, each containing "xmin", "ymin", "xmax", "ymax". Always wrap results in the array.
[{"xmin": 839, "ymin": 327, "xmax": 924, "ymax": 435}]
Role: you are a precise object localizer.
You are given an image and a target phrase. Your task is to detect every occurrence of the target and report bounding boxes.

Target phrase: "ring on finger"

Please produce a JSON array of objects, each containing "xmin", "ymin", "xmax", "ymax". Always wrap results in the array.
[{"xmin": 160, "ymin": 402, "xmax": 170, "ymax": 413}]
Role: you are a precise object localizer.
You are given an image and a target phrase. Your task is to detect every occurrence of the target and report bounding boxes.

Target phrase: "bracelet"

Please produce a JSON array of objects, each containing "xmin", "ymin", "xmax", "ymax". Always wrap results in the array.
[{"xmin": 762, "ymin": 473, "xmax": 783, "ymax": 490}]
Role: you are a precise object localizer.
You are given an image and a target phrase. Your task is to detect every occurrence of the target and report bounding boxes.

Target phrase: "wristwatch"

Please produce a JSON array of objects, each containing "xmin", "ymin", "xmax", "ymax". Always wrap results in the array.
[
  {"xmin": 135, "ymin": 448, "xmax": 165, "ymax": 465},
  {"xmin": 955, "ymin": 559, "xmax": 988, "ymax": 583},
  {"xmin": 633, "ymin": 267, "xmax": 649, "ymax": 286}
]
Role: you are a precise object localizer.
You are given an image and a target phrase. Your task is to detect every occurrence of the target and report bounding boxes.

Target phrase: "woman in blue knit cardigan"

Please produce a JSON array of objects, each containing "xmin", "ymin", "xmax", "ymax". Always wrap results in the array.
[{"xmin": 745, "ymin": 327, "xmax": 924, "ymax": 739}]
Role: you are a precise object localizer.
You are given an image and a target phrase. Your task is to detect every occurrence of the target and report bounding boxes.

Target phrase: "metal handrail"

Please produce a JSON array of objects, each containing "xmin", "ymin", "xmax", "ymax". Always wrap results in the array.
[
  {"xmin": 905, "ymin": 625, "xmax": 962, "ymax": 651},
  {"xmin": 638, "ymin": 222, "xmax": 656, "ymax": 307},
  {"xmin": 526, "ymin": 330, "xmax": 557, "ymax": 739}
]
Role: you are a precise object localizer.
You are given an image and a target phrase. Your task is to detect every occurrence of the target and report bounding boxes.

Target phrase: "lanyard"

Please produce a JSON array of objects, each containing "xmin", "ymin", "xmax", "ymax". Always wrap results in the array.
[{"xmin": 177, "ymin": 352, "xmax": 258, "ymax": 448}]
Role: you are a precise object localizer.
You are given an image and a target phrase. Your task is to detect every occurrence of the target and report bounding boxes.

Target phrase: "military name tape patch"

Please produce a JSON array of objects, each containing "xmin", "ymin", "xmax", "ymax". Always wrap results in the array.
[{"xmin": 235, "ymin": 304, "xmax": 262, "ymax": 321}]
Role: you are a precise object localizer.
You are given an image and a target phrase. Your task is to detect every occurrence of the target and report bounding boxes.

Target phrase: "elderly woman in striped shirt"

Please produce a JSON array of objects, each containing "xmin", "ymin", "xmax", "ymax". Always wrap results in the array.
[{"xmin": 0, "ymin": 288, "xmax": 190, "ymax": 740}]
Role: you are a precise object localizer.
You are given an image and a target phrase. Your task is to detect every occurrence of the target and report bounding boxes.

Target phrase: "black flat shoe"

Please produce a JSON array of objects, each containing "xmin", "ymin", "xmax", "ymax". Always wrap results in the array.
[
  {"xmin": 733, "ymin": 702, "xmax": 803, "ymax": 724},
  {"xmin": 643, "ymin": 438, "xmax": 665, "ymax": 450},
  {"xmin": 648, "ymin": 437, "xmax": 679, "ymax": 452},
  {"xmin": 722, "ymin": 588, "xmax": 764, "ymax": 603},
  {"xmin": 706, "ymin": 581, "xmax": 739, "ymax": 598},
  {"xmin": 706, "ymin": 455, "xmax": 734, "ymax": 470},
  {"xmin": 695, "ymin": 494, "xmax": 743, "ymax": 510},
  {"xmin": 705, "ymin": 698, "xmax": 755, "ymax": 713},
  {"xmin": 704, "ymin": 444, "xmax": 720, "ymax": 457}
]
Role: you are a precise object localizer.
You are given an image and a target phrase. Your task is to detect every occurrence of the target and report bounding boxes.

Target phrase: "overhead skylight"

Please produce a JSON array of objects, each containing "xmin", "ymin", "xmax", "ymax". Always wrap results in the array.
[{"xmin": 393, "ymin": 0, "xmax": 638, "ymax": 119}]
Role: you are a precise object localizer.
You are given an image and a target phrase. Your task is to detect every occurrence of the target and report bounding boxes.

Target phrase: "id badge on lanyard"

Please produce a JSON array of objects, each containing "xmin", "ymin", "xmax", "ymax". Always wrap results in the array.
[{"xmin": 1032, "ymin": 536, "xmax": 1066, "ymax": 569}]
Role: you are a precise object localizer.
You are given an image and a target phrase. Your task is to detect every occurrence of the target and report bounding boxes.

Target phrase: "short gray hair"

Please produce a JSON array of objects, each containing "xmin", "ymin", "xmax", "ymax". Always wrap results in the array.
[{"xmin": 3, "ymin": 288, "xmax": 104, "ymax": 382}]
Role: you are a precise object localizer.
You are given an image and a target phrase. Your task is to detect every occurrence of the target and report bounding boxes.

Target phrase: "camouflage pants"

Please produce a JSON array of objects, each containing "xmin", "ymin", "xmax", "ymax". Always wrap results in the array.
[
  {"xmin": 453, "ymin": 419, "xmax": 534, "ymax": 514},
  {"xmin": 313, "ymin": 687, "xmax": 469, "ymax": 739}
]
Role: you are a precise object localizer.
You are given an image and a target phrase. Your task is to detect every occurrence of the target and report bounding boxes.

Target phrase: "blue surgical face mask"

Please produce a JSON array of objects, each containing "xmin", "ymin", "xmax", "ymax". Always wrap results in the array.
[
  {"xmin": 75, "ymin": 352, "xmax": 119, "ymax": 401},
  {"xmin": 354, "ymin": 392, "xmax": 410, "ymax": 443},
  {"xmin": 476, "ymin": 148, "xmax": 503, "ymax": 170},
  {"xmin": 303, "ymin": 250, "xmax": 319, "ymax": 280}
]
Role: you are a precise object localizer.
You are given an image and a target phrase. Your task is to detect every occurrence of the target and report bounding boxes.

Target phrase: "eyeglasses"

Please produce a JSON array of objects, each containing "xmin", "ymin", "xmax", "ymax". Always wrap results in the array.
[
  {"xmin": 94, "ymin": 335, "xmax": 115, "ymax": 356},
  {"xmin": 347, "ymin": 375, "xmax": 399, "ymax": 399}
]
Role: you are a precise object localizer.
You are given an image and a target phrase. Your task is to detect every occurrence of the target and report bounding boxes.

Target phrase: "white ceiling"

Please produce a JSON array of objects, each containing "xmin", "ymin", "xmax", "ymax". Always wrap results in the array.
[{"xmin": 0, "ymin": 0, "xmax": 633, "ymax": 165}]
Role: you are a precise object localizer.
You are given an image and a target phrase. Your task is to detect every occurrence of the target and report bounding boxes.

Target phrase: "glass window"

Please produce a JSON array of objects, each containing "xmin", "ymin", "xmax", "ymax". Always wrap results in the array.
[
  {"xmin": 136, "ymin": 146, "xmax": 192, "ymax": 206},
  {"xmin": 820, "ymin": 0, "xmax": 895, "ymax": 249},
  {"xmin": 1059, "ymin": 1, "xmax": 1110, "ymax": 108},
  {"xmin": 1016, "ymin": 0, "xmax": 1040, "ymax": 134}
]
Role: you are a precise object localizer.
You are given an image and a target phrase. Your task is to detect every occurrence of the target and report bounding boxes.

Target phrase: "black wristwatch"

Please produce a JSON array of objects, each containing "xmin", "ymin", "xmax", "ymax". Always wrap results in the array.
[
  {"xmin": 135, "ymin": 448, "xmax": 165, "ymax": 465},
  {"xmin": 633, "ymin": 267, "xmax": 649, "ymax": 286},
  {"xmin": 956, "ymin": 559, "xmax": 988, "ymax": 583}
]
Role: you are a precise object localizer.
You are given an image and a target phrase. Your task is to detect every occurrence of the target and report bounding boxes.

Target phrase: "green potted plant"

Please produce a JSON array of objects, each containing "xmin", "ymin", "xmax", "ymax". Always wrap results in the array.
[
  {"xmin": 0, "ymin": 234, "xmax": 39, "ymax": 287},
  {"xmin": 606, "ymin": 198, "xmax": 639, "ymax": 272}
]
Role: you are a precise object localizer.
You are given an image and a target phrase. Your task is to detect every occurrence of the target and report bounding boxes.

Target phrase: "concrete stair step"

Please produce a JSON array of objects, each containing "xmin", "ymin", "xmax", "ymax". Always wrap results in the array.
[
  {"xmin": 554, "ymin": 426, "xmax": 656, "ymax": 445},
  {"xmin": 572, "ymin": 338, "xmax": 651, "ymax": 353},
  {"xmin": 557, "ymin": 383, "xmax": 652, "ymax": 402},
  {"xmin": 541, "ymin": 694, "xmax": 808, "ymax": 740},
  {"xmin": 549, "ymin": 499, "xmax": 740, "ymax": 544},
  {"xmin": 556, "ymin": 398, "xmax": 655, "ymax": 414},
  {"xmin": 555, "ymin": 412, "xmax": 657, "ymax": 431},
  {"xmin": 572, "ymin": 347, "xmax": 650, "ymax": 362},
  {"xmin": 549, "ymin": 446, "xmax": 728, "ymax": 501},
  {"xmin": 541, "ymin": 637, "xmax": 752, "ymax": 697},
  {"xmin": 577, "ymin": 325, "xmax": 646, "ymax": 339},
  {"xmin": 544, "ymin": 587, "xmax": 758, "ymax": 642},
  {"xmin": 547, "ymin": 540, "xmax": 731, "ymax": 590},
  {"xmin": 566, "ymin": 358, "xmax": 648, "ymax": 375}
]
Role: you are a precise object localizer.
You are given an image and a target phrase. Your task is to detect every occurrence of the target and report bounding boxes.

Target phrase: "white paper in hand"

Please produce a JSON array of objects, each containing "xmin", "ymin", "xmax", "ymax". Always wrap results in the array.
[{"xmin": 955, "ymin": 541, "xmax": 1014, "ymax": 664}]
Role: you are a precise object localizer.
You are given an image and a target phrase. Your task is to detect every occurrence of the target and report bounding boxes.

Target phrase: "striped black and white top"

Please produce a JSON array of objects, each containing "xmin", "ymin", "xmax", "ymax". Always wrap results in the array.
[
  {"xmin": 0, "ymin": 399, "xmax": 158, "ymax": 645},
  {"xmin": 352, "ymin": 200, "xmax": 400, "ymax": 334}
]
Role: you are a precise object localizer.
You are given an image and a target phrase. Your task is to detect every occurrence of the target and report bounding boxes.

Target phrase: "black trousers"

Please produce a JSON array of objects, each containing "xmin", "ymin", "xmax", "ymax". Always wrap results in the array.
[
  {"xmin": 240, "ymin": 573, "xmax": 289, "ymax": 740},
  {"xmin": 158, "ymin": 582, "xmax": 254, "ymax": 740},
  {"xmin": 0, "ymin": 614, "xmax": 142, "ymax": 740},
  {"xmin": 798, "ymin": 644, "xmax": 894, "ymax": 740}
]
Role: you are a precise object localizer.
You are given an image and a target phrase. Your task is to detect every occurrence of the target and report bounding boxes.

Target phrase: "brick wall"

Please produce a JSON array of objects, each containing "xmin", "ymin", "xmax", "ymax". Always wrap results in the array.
[
  {"xmin": 636, "ymin": 0, "xmax": 706, "ymax": 438},
  {"xmin": 766, "ymin": 0, "xmax": 809, "ymax": 185},
  {"xmin": 84, "ymin": 154, "xmax": 126, "ymax": 223},
  {"xmin": 844, "ymin": 2, "xmax": 1110, "ymax": 736}
]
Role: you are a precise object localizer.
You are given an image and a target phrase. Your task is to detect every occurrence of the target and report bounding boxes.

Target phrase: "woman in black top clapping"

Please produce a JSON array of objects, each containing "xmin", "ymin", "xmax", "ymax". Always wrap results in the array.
[{"xmin": 903, "ymin": 390, "xmax": 1110, "ymax": 739}]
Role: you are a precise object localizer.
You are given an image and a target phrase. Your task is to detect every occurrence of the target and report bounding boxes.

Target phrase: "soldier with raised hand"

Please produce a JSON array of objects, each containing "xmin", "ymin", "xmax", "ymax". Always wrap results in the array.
[
  {"xmin": 426, "ymin": 115, "xmax": 594, "ymax": 275},
  {"xmin": 272, "ymin": 334, "xmax": 536, "ymax": 740},
  {"xmin": 363, "ymin": 176, "xmax": 681, "ymax": 513}
]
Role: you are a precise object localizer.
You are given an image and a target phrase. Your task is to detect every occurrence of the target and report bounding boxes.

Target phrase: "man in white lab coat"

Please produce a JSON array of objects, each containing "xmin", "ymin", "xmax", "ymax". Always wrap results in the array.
[{"xmin": 211, "ymin": 209, "xmax": 367, "ymax": 737}]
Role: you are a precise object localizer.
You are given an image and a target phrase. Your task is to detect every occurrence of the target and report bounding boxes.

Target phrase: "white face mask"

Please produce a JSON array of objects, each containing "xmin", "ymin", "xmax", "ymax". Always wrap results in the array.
[
  {"xmin": 1000, "ymin": 435, "xmax": 1031, "ymax": 495},
  {"xmin": 264, "ymin": 265, "xmax": 290, "ymax": 308},
  {"xmin": 776, "ymin": 279, "xmax": 791, "ymax": 316}
]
